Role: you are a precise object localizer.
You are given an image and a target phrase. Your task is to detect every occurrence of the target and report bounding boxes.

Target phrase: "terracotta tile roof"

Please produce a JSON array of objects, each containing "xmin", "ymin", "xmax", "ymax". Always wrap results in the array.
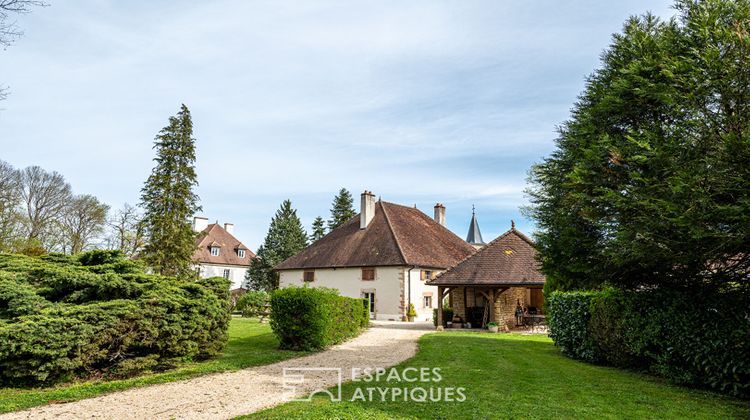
[
  {"xmin": 194, "ymin": 223, "xmax": 255, "ymax": 267},
  {"xmin": 275, "ymin": 201, "xmax": 475, "ymax": 270},
  {"xmin": 427, "ymin": 228, "xmax": 545, "ymax": 286}
]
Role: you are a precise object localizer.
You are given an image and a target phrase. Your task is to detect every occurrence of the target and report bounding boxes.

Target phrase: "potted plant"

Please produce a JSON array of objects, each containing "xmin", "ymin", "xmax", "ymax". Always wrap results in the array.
[
  {"xmin": 487, "ymin": 322, "xmax": 499, "ymax": 333},
  {"xmin": 407, "ymin": 303, "xmax": 417, "ymax": 322}
]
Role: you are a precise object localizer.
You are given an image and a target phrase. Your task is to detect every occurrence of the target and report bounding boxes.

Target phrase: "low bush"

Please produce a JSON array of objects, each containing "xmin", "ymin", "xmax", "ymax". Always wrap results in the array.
[
  {"xmin": 270, "ymin": 287, "xmax": 368, "ymax": 351},
  {"xmin": 547, "ymin": 287, "xmax": 750, "ymax": 398},
  {"xmin": 0, "ymin": 251, "xmax": 231, "ymax": 386},
  {"xmin": 236, "ymin": 290, "xmax": 269, "ymax": 318}
]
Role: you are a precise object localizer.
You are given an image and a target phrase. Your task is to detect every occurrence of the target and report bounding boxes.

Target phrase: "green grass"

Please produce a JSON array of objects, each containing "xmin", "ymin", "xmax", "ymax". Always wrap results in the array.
[
  {"xmin": 0, "ymin": 317, "xmax": 304, "ymax": 413},
  {"xmin": 246, "ymin": 332, "xmax": 750, "ymax": 419}
]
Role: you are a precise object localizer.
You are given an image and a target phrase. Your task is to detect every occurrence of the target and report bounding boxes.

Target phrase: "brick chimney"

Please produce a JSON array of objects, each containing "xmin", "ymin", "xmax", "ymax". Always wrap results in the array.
[
  {"xmin": 193, "ymin": 216, "xmax": 209, "ymax": 232},
  {"xmin": 224, "ymin": 223, "xmax": 234, "ymax": 234},
  {"xmin": 360, "ymin": 190, "xmax": 376, "ymax": 229},
  {"xmin": 434, "ymin": 203, "xmax": 446, "ymax": 226}
]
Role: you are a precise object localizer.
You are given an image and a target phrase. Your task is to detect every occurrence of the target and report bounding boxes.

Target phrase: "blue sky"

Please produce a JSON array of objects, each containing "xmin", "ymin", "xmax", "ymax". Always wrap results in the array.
[{"xmin": 0, "ymin": 0, "xmax": 674, "ymax": 250}]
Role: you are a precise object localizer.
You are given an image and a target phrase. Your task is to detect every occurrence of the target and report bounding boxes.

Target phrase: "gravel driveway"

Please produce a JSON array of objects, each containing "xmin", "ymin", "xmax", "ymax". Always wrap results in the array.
[{"xmin": 3, "ymin": 321, "xmax": 433, "ymax": 420}]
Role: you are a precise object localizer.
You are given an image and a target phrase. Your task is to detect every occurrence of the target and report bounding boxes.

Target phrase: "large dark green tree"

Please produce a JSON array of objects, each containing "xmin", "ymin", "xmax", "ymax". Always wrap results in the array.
[
  {"xmin": 246, "ymin": 200, "xmax": 308, "ymax": 291},
  {"xmin": 327, "ymin": 188, "xmax": 356, "ymax": 230},
  {"xmin": 528, "ymin": 0, "xmax": 750, "ymax": 293},
  {"xmin": 310, "ymin": 216, "xmax": 326, "ymax": 242},
  {"xmin": 140, "ymin": 104, "xmax": 201, "ymax": 277}
]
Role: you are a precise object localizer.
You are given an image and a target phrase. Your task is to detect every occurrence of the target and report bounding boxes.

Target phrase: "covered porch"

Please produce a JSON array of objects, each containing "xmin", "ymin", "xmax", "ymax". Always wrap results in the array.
[
  {"xmin": 435, "ymin": 284, "xmax": 545, "ymax": 330},
  {"xmin": 427, "ymin": 225, "xmax": 547, "ymax": 331}
]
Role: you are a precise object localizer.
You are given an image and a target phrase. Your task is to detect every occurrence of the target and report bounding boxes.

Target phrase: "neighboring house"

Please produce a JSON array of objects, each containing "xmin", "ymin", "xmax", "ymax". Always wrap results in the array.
[
  {"xmin": 427, "ymin": 222, "xmax": 546, "ymax": 329},
  {"xmin": 192, "ymin": 217, "xmax": 256, "ymax": 290},
  {"xmin": 275, "ymin": 191, "xmax": 476, "ymax": 321}
]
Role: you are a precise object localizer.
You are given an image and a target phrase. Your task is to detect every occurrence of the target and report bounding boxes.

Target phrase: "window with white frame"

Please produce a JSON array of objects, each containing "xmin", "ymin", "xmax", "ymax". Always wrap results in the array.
[
  {"xmin": 238, "ymin": 249, "xmax": 246, "ymax": 258},
  {"xmin": 210, "ymin": 246, "xmax": 220, "ymax": 256},
  {"xmin": 223, "ymin": 269, "xmax": 230, "ymax": 279},
  {"xmin": 423, "ymin": 295, "xmax": 432, "ymax": 308}
]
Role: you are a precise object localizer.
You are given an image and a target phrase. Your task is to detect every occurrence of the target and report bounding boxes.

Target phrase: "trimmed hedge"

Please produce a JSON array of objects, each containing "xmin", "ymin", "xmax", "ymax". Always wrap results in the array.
[
  {"xmin": 547, "ymin": 288, "xmax": 750, "ymax": 398},
  {"xmin": 546, "ymin": 291, "xmax": 599, "ymax": 362},
  {"xmin": 270, "ymin": 287, "xmax": 368, "ymax": 351},
  {"xmin": 0, "ymin": 252, "xmax": 231, "ymax": 385}
]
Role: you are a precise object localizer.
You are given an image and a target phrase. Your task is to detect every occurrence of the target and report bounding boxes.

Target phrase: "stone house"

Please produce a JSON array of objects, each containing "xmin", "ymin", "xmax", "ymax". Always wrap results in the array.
[
  {"xmin": 192, "ymin": 217, "xmax": 256, "ymax": 290},
  {"xmin": 427, "ymin": 223, "xmax": 546, "ymax": 329},
  {"xmin": 275, "ymin": 191, "xmax": 476, "ymax": 321}
]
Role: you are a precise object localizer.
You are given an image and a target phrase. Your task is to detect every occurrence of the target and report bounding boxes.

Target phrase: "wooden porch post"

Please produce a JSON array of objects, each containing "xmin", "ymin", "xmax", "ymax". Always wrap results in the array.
[
  {"xmin": 436, "ymin": 286, "xmax": 444, "ymax": 330},
  {"xmin": 488, "ymin": 289, "xmax": 495, "ymax": 323}
]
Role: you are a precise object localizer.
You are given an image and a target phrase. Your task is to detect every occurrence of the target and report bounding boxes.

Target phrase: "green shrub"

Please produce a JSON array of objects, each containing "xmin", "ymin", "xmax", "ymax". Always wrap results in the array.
[
  {"xmin": 406, "ymin": 303, "xmax": 417, "ymax": 318},
  {"xmin": 548, "ymin": 287, "xmax": 750, "ymax": 398},
  {"xmin": 547, "ymin": 291, "xmax": 600, "ymax": 362},
  {"xmin": 0, "ymin": 253, "xmax": 231, "ymax": 386},
  {"xmin": 270, "ymin": 287, "xmax": 368, "ymax": 351},
  {"xmin": 432, "ymin": 307, "xmax": 454, "ymax": 327},
  {"xmin": 236, "ymin": 290, "xmax": 270, "ymax": 318}
]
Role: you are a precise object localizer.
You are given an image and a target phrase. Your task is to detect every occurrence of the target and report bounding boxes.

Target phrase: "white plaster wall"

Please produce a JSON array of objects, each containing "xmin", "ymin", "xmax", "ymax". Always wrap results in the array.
[
  {"xmin": 279, "ymin": 267, "xmax": 405, "ymax": 321},
  {"xmin": 197, "ymin": 264, "xmax": 247, "ymax": 290},
  {"xmin": 404, "ymin": 268, "xmax": 443, "ymax": 322}
]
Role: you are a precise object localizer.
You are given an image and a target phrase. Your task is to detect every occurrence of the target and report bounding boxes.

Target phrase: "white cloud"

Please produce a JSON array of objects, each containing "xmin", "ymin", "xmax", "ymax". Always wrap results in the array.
[{"xmin": 0, "ymin": 0, "xmax": 675, "ymax": 249}]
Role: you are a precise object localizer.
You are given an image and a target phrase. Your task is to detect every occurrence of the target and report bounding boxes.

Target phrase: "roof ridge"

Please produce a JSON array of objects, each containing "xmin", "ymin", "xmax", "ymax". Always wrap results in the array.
[
  {"xmin": 430, "ymin": 228, "xmax": 522, "ymax": 283},
  {"xmin": 380, "ymin": 201, "xmax": 408, "ymax": 266},
  {"xmin": 510, "ymin": 227, "xmax": 536, "ymax": 247}
]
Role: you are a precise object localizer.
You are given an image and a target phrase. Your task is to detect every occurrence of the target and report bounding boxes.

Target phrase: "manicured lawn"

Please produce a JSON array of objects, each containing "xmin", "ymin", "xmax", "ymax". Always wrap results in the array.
[
  {"xmin": 0, "ymin": 317, "xmax": 302, "ymax": 413},
  {"xmin": 246, "ymin": 332, "xmax": 750, "ymax": 419}
]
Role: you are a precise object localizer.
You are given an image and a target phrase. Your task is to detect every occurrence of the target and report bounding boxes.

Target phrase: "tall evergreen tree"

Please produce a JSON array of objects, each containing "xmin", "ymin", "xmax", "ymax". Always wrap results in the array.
[
  {"xmin": 246, "ymin": 200, "xmax": 308, "ymax": 291},
  {"xmin": 310, "ymin": 216, "xmax": 326, "ymax": 242},
  {"xmin": 527, "ymin": 0, "xmax": 750, "ymax": 293},
  {"xmin": 139, "ymin": 104, "xmax": 201, "ymax": 278},
  {"xmin": 327, "ymin": 187, "xmax": 356, "ymax": 230}
]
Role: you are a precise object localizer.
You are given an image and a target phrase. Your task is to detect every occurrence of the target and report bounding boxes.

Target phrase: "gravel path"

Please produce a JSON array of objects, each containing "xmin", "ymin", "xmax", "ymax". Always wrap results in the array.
[{"xmin": 3, "ymin": 321, "xmax": 433, "ymax": 420}]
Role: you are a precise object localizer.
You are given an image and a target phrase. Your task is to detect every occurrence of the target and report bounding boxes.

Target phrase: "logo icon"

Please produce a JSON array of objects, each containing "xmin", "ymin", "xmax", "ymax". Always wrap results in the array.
[{"xmin": 282, "ymin": 367, "xmax": 343, "ymax": 402}]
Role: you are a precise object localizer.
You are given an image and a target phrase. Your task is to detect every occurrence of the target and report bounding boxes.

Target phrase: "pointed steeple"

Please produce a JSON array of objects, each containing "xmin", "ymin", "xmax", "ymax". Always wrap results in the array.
[{"xmin": 466, "ymin": 205, "xmax": 485, "ymax": 246}]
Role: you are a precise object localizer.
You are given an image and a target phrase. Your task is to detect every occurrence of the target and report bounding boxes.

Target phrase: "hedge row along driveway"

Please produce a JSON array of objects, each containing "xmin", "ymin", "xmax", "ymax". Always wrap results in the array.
[{"xmin": 270, "ymin": 287, "xmax": 369, "ymax": 351}]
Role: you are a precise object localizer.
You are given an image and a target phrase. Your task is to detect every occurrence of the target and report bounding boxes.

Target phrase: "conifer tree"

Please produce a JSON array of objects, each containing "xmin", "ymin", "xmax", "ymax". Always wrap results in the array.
[
  {"xmin": 310, "ymin": 216, "xmax": 326, "ymax": 242},
  {"xmin": 327, "ymin": 188, "xmax": 356, "ymax": 230},
  {"xmin": 246, "ymin": 200, "xmax": 308, "ymax": 291},
  {"xmin": 528, "ymin": 0, "xmax": 750, "ymax": 293},
  {"xmin": 139, "ymin": 104, "xmax": 201, "ymax": 278}
]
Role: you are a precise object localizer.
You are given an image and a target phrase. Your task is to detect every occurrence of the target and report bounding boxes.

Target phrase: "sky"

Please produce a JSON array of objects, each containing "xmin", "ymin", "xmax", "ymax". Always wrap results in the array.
[{"xmin": 0, "ymin": 0, "xmax": 674, "ymax": 250}]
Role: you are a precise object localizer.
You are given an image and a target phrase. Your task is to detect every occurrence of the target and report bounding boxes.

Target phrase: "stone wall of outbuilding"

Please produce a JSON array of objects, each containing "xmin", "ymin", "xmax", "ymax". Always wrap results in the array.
[{"xmin": 448, "ymin": 286, "xmax": 533, "ymax": 328}]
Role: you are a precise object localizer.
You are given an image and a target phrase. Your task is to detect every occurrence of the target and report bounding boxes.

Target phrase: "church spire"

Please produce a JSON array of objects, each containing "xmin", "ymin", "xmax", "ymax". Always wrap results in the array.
[{"xmin": 466, "ymin": 205, "xmax": 485, "ymax": 246}]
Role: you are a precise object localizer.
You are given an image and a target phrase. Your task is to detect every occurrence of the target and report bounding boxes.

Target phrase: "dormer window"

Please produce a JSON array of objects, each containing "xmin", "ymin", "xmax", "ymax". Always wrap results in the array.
[
  {"xmin": 210, "ymin": 246, "xmax": 220, "ymax": 256},
  {"xmin": 238, "ymin": 249, "xmax": 246, "ymax": 258}
]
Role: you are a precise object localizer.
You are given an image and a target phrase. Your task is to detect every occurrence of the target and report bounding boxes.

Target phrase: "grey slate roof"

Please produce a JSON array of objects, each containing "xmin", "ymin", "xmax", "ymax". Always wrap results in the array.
[{"xmin": 466, "ymin": 208, "xmax": 485, "ymax": 245}]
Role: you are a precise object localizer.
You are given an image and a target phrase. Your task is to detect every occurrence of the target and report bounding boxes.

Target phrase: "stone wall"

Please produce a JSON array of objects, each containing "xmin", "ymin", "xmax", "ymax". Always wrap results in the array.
[
  {"xmin": 450, "ymin": 288, "xmax": 466, "ymax": 319},
  {"xmin": 448, "ymin": 286, "xmax": 535, "ymax": 328},
  {"xmin": 493, "ymin": 287, "xmax": 529, "ymax": 328}
]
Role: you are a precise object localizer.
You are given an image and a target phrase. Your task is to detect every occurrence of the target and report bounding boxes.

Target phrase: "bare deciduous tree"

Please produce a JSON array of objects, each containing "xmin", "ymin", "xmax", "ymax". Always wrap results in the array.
[
  {"xmin": 1, "ymin": 0, "xmax": 47, "ymax": 101},
  {"xmin": 0, "ymin": 159, "xmax": 21, "ymax": 250},
  {"xmin": 19, "ymin": 165, "xmax": 72, "ymax": 245},
  {"xmin": 107, "ymin": 203, "xmax": 145, "ymax": 257},
  {"xmin": 0, "ymin": 0, "xmax": 46, "ymax": 47},
  {"xmin": 60, "ymin": 194, "xmax": 109, "ymax": 254}
]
